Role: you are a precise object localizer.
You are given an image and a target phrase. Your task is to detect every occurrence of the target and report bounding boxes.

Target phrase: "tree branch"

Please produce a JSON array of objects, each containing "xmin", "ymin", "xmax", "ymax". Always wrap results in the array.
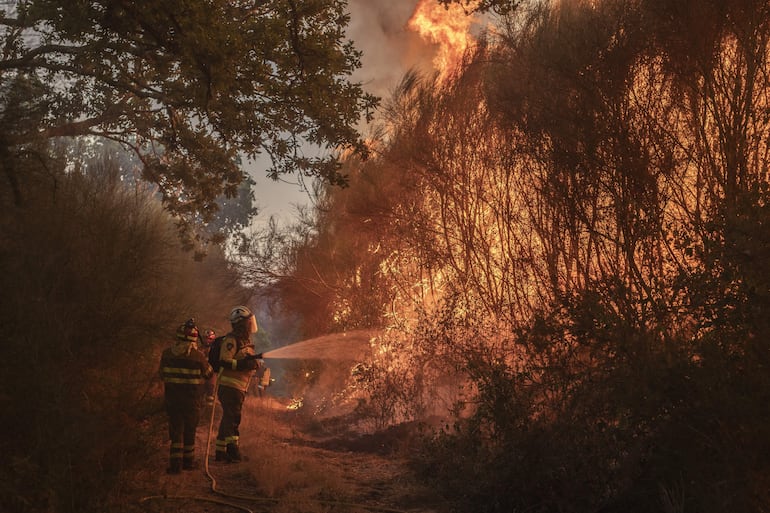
[
  {"xmin": 39, "ymin": 94, "xmax": 132, "ymax": 139},
  {"xmin": 0, "ymin": 43, "xmax": 88, "ymax": 70}
]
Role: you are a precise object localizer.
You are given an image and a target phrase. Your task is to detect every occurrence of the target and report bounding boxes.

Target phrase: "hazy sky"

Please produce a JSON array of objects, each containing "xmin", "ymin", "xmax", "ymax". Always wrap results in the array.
[{"xmin": 247, "ymin": 0, "xmax": 437, "ymax": 229}]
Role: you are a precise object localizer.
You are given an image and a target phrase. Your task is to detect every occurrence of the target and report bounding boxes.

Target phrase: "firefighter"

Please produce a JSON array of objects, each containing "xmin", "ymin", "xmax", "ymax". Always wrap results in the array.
[
  {"xmin": 201, "ymin": 329, "xmax": 217, "ymax": 403},
  {"xmin": 215, "ymin": 305, "xmax": 262, "ymax": 463},
  {"xmin": 159, "ymin": 322, "xmax": 213, "ymax": 474},
  {"xmin": 201, "ymin": 328, "xmax": 217, "ymax": 356}
]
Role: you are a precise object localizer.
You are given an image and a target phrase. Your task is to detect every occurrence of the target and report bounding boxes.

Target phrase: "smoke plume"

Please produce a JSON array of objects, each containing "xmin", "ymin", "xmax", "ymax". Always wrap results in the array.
[{"xmin": 347, "ymin": 0, "xmax": 437, "ymax": 98}]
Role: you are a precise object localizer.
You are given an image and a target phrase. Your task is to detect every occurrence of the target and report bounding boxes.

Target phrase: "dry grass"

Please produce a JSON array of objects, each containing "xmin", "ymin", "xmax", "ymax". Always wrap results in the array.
[{"xmin": 239, "ymin": 397, "xmax": 356, "ymax": 502}]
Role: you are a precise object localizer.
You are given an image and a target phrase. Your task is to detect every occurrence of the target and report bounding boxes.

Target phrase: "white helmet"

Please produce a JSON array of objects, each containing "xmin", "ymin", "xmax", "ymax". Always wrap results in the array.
[
  {"xmin": 229, "ymin": 305, "xmax": 253, "ymax": 324},
  {"xmin": 230, "ymin": 305, "xmax": 258, "ymax": 334}
]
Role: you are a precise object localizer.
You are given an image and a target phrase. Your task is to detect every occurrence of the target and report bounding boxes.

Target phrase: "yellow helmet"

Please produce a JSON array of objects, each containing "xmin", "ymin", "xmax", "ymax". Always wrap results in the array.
[{"xmin": 176, "ymin": 323, "xmax": 199, "ymax": 342}]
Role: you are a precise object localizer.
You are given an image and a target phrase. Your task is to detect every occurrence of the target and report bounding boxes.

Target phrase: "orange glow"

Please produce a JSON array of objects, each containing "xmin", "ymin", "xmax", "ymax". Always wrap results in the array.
[
  {"xmin": 408, "ymin": 0, "xmax": 477, "ymax": 80},
  {"xmin": 287, "ymin": 398, "xmax": 303, "ymax": 410}
]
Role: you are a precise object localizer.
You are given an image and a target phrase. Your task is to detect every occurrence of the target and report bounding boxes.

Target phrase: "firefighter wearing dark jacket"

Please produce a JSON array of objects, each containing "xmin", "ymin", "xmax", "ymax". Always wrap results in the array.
[
  {"xmin": 215, "ymin": 305, "xmax": 262, "ymax": 463},
  {"xmin": 159, "ymin": 322, "xmax": 213, "ymax": 474}
]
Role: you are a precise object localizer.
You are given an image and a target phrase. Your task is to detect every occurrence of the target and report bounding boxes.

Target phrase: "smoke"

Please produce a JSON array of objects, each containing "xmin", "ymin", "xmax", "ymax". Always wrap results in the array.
[{"xmin": 347, "ymin": 0, "xmax": 435, "ymax": 99}]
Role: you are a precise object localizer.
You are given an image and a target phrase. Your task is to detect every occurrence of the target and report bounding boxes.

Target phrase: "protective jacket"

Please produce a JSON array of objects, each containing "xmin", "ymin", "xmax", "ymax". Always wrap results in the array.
[
  {"xmin": 160, "ymin": 341, "xmax": 213, "ymax": 405},
  {"xmin": 160, "ymin": 338, "xmax": 212, "ymax": 473},
  {"xmin": 218, "ymin": 334, "xmax": 260, "ymax": 392}
]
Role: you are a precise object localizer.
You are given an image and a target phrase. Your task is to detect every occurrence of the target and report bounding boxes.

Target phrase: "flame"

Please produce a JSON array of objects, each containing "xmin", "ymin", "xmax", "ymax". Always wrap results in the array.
[{"xmin": 408, "ymin": 0, "xmax": 477, "ymax": 79}]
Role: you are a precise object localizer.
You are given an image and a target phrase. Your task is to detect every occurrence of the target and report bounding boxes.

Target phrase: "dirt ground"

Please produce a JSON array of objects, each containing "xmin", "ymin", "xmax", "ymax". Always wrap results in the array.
[{"xmin": 127, "ymin": 393, "xmax": 448, "ymax": 513}]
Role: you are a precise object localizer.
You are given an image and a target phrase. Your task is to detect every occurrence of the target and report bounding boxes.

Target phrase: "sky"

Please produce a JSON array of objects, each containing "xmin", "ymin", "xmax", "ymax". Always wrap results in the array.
[{"xmin": 245, "ymin": 0, "xmax": 448, "ymax": 229}]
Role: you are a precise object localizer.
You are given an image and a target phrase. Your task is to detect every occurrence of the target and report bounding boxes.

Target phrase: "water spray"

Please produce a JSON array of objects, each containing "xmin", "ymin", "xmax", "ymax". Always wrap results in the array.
[
  {"xmin": 260, "ymin": 329, "xmax": 378, "ymax": 412},
  {"xmin": 260, "ymin": 329, "xmax": 377, "ymax": 360}
]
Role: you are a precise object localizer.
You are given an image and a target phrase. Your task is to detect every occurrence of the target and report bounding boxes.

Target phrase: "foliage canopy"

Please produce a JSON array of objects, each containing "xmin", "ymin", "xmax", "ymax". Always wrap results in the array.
[{"xmin": 0, "ymin": 0, "xmax": 378, "ymax": 240}]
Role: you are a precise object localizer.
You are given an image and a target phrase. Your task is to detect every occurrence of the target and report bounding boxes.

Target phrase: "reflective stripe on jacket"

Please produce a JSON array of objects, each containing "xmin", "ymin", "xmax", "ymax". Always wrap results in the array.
[
  {"xmin": 218, "ymin": 335, "xmax": 256, "ymax": 392},
  {"xmin": 160, "ymin": 341, "xmax": 214, "ymax": 403},
  {"xmin": 161, "ymin": 365, "xmax": 207, "ymax": 385}
]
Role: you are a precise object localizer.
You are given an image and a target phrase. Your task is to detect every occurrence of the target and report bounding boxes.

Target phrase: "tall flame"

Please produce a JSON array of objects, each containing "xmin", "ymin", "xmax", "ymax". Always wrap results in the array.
[{"xmin": 408, "ymin": 0, "xmax": 477, "ymax": 80}]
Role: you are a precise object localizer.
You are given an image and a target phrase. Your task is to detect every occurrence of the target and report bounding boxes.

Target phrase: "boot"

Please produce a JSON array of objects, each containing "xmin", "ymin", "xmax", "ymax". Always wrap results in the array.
[
  {"xmin": 226, "ymin": 444, "xmax": 242, "ymax": 463},
  {"xmin": 182, "ymin": 458, "xmax": 199, "ymax": 470},
  {"xmin": 215, "ymin": 450, "xmax": 227, "ymax": 462},
  {"xmin": 166, "ymin": 458, "xmax": 182, "ymax": 475}
]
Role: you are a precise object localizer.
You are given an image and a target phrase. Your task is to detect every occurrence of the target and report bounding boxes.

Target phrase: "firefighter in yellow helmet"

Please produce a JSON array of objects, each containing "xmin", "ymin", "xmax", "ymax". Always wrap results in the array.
[
  {"xmin": 159, "ymin": 320, "xmax": 213, "ymax": 474},
  {"xmin": 215, "ymin": 306, "xmax": 262, "ymax": 462}
]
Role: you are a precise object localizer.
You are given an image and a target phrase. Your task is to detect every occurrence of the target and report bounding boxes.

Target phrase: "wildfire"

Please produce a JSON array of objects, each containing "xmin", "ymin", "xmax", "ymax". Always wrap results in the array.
[
  {"xmin": 287, "ymin": 398, "xmax": 303, "ymax": 410},
  {"xmin": 408, "ymin": 0, "xmax": 478, "ymax": 80}
]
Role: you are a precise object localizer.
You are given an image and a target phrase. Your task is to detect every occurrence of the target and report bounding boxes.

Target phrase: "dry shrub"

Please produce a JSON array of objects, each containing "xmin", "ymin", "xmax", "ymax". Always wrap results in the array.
[{"xmin": 0, "ymin": 156, "xmax": 249, "ymax": 513}]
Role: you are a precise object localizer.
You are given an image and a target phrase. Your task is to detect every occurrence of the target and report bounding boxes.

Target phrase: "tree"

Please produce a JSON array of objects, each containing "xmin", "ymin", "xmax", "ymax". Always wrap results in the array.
[
  {"xmin": 239, "ymin": 164, "xmax": 395, "ymax": 338},
  {"xmin": 0, "ymin": 0, "xmax": 378, "ymax": 242}
]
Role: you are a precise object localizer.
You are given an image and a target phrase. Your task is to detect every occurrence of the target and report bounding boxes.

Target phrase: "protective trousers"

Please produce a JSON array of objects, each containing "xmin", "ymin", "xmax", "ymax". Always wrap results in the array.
[
  {"xmin": 167, "ymin": 401, "xmax": 201, "ymax": 472},
  {"xmin": 216, "ymin": 385, "xmax": 245, "ymax": 462}
]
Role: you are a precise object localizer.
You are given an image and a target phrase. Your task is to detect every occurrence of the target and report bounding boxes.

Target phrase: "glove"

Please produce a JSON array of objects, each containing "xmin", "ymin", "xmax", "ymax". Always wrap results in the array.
[{"xmin": 245, "ymin": 352, "xmax": 263, "ymax": 360}]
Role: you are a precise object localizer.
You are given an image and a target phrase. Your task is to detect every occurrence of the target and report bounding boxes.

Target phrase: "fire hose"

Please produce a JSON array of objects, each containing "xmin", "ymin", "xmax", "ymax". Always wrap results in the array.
[
  {"xmin": 140, "ymin": 369, "xmax": 411, "ymax": 513},
  {"xmin": 140, "ymin": 369, "xmax": 257, "ymax": 513}
]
